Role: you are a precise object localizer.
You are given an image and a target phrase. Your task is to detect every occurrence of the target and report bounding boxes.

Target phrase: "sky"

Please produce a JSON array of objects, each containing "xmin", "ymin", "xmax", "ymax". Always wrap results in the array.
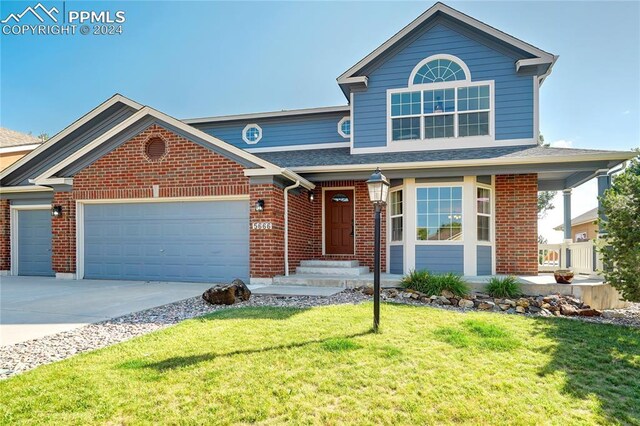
[{"xmin": 1, "ymin": 1, "xmax": 639, "ymax": 242}]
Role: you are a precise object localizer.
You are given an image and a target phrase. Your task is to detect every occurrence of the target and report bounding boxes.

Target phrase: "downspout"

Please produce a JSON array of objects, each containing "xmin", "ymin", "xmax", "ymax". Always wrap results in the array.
[{"xmin": 283, "ymin": 180, "xmax": 301, "ymax": 276}]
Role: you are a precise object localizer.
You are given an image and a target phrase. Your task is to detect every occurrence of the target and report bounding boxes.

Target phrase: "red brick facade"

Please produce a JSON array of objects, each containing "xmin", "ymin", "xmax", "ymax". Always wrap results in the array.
[
  {"xmin": 0, "ymin": 199, "xmax": 10, "ymax": 271},
  {"xmin": 51, "ymin": 192, "xmax": 76, "ymax": 274},
  {"xmin": 250, "ymin": 184, "xmax": 285, "ymax": 279},
  {"xmin": 495, "ymin": 173, "xmax": 538, "ymax": 275}
]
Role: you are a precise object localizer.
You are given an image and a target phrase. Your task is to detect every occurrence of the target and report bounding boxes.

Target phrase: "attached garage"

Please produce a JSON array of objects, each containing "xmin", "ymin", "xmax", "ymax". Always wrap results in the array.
[
  {"xmin": 79, "ymin": 199, "xmax": 249, "ymax": 283},
  {"xmin": 12, "ymin": 207, "xmax": 54, "ymax": 277}
]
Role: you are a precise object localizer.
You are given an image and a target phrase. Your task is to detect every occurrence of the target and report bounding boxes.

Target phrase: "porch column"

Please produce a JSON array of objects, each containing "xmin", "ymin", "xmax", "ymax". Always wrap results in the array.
[
  {"xmin": 597, "ymin": 172, "xmax": 611, "ymax": 235},
  {"xmin": 562, "ymin": 189, "xmax": 572, "ymax": 268}
]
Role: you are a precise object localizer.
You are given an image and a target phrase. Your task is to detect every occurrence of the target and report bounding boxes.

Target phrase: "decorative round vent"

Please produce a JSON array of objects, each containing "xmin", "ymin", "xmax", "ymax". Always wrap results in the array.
[{"xmin": 145, "ymin": 137, "xmax": 166, "ymax": 161}]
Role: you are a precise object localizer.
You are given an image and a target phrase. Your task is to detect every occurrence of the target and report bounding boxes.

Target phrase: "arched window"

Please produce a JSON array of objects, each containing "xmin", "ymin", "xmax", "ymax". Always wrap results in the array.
[{"xmin": 409, "ymin": 54, "xmax": 470, "ymax": 86}]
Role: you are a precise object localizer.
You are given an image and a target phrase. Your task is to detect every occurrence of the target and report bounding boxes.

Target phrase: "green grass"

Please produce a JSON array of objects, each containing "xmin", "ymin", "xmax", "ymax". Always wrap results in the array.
[
  {"xmin": 1, "ymin": 304, "xmax": 639, "ymax": 425},
  {"xmin": 486, "ymin": 275, "xmax": 522, "ymax": 298},
  {"xmin": 401, "ymin": 270, "xmax": 470, "ymax": 297}
]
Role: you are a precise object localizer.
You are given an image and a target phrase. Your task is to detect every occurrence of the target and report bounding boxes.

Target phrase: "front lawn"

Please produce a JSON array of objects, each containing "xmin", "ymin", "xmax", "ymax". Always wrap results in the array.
[{"xmin": 1, "ymin": 303, "xmax": 639, "ymax": 425}]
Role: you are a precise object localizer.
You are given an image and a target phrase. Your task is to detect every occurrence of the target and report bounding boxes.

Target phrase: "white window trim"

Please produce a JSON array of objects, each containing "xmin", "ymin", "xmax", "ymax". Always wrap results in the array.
[
  {"xmin": 408, "ymin": 54, "xmax": 471, "ymax": 86},
  {"xmin": 337, "ymin": 116, "xmax": 351, "ymax": 139},
  {"xmin": 386, "ymin": 79, "xmax": 495, "ymax": 148},
  {"xmin": 476, "ymin": 184, "xmax": 492, "ymax": 244},
  {"xmin": 242, "ymin": 123, "xmax": 262, "ymax": 145},
  {"xmin": 389, "ymin": 188, "xmax": 404, "ymax": 244},
  {"xmin": 414, "ymin": 183, "xmax": 464, "ymax": 245}
]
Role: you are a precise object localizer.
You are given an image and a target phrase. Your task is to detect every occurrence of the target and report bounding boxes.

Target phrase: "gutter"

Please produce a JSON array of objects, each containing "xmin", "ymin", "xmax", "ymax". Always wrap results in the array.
[{"xmin": 283, "ymin": 180, "xmax": 301, "ymax": 276}]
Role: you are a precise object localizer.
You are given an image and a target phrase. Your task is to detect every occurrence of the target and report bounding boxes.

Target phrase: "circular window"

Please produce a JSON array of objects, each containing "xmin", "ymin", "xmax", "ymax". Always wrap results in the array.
[
  {"xmin": 145, "ymin": 136, "xmax": 166, "ymax": 161},
  {"xmin": 242, "ymin": 124, "xmax": 262, "ymax": 144}
]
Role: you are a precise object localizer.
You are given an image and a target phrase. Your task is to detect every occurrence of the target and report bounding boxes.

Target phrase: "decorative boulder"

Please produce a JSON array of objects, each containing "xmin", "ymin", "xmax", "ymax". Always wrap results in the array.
[{"xmin": 202, "ymin": 279, "xmax": 251, "ymax": 305}]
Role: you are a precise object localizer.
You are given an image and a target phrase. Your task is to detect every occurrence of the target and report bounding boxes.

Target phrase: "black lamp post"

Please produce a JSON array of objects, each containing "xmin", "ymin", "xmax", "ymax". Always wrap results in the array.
[{"xmin": 366, "ymin": 167, "xmax": 389, "ymax": 333}]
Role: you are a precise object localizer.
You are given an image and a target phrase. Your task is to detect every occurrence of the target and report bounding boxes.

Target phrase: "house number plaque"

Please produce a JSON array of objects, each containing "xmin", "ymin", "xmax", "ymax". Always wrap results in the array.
[{"xmin": 252, "ymin": 222, "xmax": 273, "ymax": 230}]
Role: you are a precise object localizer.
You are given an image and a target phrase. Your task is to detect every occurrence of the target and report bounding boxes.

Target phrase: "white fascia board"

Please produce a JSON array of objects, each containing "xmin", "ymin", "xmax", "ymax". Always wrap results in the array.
[
  {"xmin": 35, "ymin": 106, "xmax": 288, "ymax": 182},
  {"xmin": 0, "ymin": 94, "xmax": 143, "ymax": 180},
  {"xmin": 0, "ymin": 185, "xmax": 53, "ymax": 194},
  {"xmin": 288, "ymin": 151, "xmax": 636, "ymax": 174},
  {"xmin": 183, "ymin": 105, "xmax": 350, "ymax": 125},
  {"xmin": 246, "ymin": 142, "xmax": 350, "ymax": 153},
  {"xmin": 244, "ymin": 168, "xmax": 315, "ymax": 190},
  {"xmin": 0, "ymin": 144, "xmax": 41, "ymax": 154},
  {"xmin": 337, "ymin": 2, "xmax": 555, "ymax": 84}
]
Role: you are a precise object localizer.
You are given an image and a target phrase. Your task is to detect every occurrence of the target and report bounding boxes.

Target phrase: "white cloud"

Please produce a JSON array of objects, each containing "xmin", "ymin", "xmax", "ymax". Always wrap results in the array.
[
  {"xmin": 623, "ymin": 110, "xmax": 630, "ymax": 115},
  {"xmin": 550, "ymin": 139, "xmax": 574, "ymax": 148}
]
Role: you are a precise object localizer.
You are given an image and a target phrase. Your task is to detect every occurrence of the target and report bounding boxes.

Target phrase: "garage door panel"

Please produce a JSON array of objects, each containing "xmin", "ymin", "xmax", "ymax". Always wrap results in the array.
[
  {"xmin": 84, "ymin": 201, "xmax": 249, "ymax": 282},
  {"xmin": 17, "ymin": 209, "xmax": 54, "ymax": 277}
]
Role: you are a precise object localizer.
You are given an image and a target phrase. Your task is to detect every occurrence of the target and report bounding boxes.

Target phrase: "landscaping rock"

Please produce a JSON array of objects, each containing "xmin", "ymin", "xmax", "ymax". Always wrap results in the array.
[
  {"xmin": 602, "ymin": 310, "xmax": 626, "ymax": 319},
  {"xmin": 458, "ymin": 299, "xmax": 474, "ymax": 309},
  {"xmin": 202, "ymin": 279, "xmax": 251, "ymax": 305},
  {"xmin": 529, "ymin": 306, "xmax": 541, "ymax": 314},
  {"xmin": 498, "ymin": 304, "xmax": 511, "ymax": 311},
  {"xmin": 387, "ymin": 289, "xmax": 398, "ymax": 298},
  {"xmin": 362, "ymin": 286, "xmax": 374, "ymax": 296},
  {"xmin": 578, "ymin": 308, "xmax": 602, "ymax": 317},
  {"xmin": 503, "ymin": 299, "xmax": 516, "ymax": 308},
  {"xmin": 515, "ymin": 306, "xmax": 526, "ymax": 314},
  {"xmin": 516, "ymin": 298, "xmax": 530, "ymax": 309},
  {"xmin": 478, "ymin": 301, "xmax": 495, "ymax": 310},
  {"xmin": 565, "ymin": 297, "xmax": 582, "ymax": 307},
  {"xmin": 560, "ymin": 303, "xmax": 579, "ymax": 316},
  {"xmin": 438, "ymin": 296, "xmax": 452, "ymax": 305},
  {"xmin": 441, "ymin": 290, "xmax": 455, "ymax": 299}
]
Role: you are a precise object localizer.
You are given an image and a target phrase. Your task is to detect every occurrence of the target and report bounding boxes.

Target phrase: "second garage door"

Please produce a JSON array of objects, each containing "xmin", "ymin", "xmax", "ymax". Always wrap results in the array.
[{"xmin": 83, "ymin": 200, "xmax": 249, "ymax": 283}]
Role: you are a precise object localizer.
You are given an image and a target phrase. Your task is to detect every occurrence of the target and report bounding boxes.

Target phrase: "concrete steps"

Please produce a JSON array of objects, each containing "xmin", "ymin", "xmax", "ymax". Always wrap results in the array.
[
  {"xmin": 272, "ymin": 273, "xmax": 403, "ymax": 289},
  {"xmin": 295, "ymin": 260, "xmax": 370, "ymax": 276}
]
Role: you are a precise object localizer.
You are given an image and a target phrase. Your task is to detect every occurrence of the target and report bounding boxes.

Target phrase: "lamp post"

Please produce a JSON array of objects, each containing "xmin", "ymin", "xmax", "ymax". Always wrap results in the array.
[{"xmin": 366, "ymin": 167, "xmax": 389, "ymax": 333}]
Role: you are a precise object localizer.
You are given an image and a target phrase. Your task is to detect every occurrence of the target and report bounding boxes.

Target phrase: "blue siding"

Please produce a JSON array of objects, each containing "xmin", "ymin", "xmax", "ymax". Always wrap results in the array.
[
  {"xmin": 193, "ymin": 113, "xmax": 347, "ymax": 150},
  {"xmin": 390, "ymin": 245, "xmax": 404, "ymax": 274},
  {"xmin": 477, "ymin": 245, "xmax": 492, "ymax": 275},
  {"xmin": 18, "ymin": 209, "xmax": 53, "ymax": 276},
  {"xmin": 84, "ymin": 201, "xmax": 249, "ymax": 283},
  {"xmin": 353, "ymin": 19, "xmax": 534, "ymax": 149},
  {"xmin": 415, "ymin": 245, "xmax": 464, "ymax": 274}
]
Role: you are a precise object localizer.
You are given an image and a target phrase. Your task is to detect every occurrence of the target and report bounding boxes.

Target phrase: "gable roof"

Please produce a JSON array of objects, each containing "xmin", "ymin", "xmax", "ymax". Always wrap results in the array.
[
  {"xmin": 0, "ymin": 94, "xmax": 143, "ymax": 182},
  {"xmin": 32, "ymin": 99, "xmax": 314, "ymax": 190},
  {"xmin": 337, "ymin": 2, "xmax": 557, "ymax": 87},
  {"xmin": 0, "ymin": 127, "xmax": 41, "ymax": 149},
  {"xmin": 554, "ymin": 208, "xmax": 598, "ymax": 231}
]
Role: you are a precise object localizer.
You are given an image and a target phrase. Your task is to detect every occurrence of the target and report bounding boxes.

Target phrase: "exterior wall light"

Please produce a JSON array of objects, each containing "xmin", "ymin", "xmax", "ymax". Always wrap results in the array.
[
  {"xmin": 255, "ymin": 199, "xmax": 265, "ymax": 212},
  {"xmin": 51, "ymin": 205, "xmax": 63, "ymax": 218},
  {"xmin": 308, "ymin": 191, "xmax": 315, "ymax": 202}
]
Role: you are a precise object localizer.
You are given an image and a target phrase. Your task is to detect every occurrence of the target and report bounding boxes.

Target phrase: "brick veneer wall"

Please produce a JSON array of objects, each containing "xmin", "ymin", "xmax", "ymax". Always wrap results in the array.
[
  {"xmin": 495, "ymin": 173, "xmax": 538, "ymax": 275},
  {"xmin": 52, "ymin": 124, "xmax": 251, "ymax": 275},
  {"xmin": 250, "ymin": 184, "xmax": 285, "ymax": 278},
  {"xmin": 52, "ymin": 191, "xmax": 76, "ymax": 274},
  {"xmin": 289, "ymin": 180, "xmax": 387, "ymax": 271},
  {"xmin": 286, "ymin": 189, "xmax": 314, "ymax": 273},
  {"xmin": 0, "ymin": 200, "xmax": 10, "ymax": 271}
]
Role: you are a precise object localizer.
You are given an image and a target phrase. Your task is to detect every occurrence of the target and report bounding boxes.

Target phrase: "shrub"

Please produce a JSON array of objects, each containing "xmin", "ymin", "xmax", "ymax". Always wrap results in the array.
[
  {"xmin": 401, "ymin": 270, "xmax": 469, "ymax": 297},
  {"xmin": 485, "ymin": 276, "xmax": 521, "ymax": 298}
]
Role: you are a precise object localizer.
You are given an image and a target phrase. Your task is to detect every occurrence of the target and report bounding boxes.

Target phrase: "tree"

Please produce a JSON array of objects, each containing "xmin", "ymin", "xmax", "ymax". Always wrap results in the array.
[
  {"xmin": 36, "ymin": 132, "xmax": 49, "ymax": 142},
  {"xmin": 537, "ymin": 191, "xmax": 556, "ymax": 218},
  {"xmin": 599, "ymin": 151, "xmax": 640, "ymax": 301}
]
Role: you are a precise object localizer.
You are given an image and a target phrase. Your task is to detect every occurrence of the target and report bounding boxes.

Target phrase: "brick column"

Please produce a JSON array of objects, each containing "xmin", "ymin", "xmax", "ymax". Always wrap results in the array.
[
  {"xmin": 249, "ymin": 183, "xmax": 285, "ymax": 283},
  {"xmin": 51, "ymin": 192, "xmax": 76, "ymax": 277},
  {"xmin": 0, "ymin": 200, "xmax": 10, "ymax": 273},
  {"xmin": 495, "ymin": 174, "xmax": 538, "ymax": 275}
]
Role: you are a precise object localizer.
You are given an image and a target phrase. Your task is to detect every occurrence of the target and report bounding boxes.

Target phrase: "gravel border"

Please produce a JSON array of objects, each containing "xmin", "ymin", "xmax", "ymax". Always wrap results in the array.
[{"xmin": 1, "ymin": 289, "xmax": 638, "ymax": 380}]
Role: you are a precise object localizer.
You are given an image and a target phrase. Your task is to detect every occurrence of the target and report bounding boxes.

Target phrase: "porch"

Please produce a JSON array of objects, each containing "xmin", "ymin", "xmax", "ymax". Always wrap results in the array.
[{"xmin": 538, "ymin": 240, "xmax": 601, "ymax": 276}]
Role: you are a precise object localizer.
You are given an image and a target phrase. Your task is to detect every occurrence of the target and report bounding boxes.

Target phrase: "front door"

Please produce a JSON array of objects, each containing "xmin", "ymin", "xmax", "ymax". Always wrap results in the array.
[{"xmin": 324, "ymin": 189, "xmax": 354, "ymax": 255}]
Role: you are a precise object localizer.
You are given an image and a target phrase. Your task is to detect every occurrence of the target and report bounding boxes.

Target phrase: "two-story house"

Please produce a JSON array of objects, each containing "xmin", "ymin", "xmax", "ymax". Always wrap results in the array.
[{"xmin": 0, "ymin": 3, "xmax": 634, "ymax": 285}]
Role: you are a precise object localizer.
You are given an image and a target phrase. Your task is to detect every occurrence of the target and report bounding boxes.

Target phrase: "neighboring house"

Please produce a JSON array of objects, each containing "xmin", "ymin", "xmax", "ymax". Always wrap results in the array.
[
  {"xmin": 554, "ymin": 208, "xmax": 598, "ymax": 242},
  {"xmin": 0, "ymin": 128, "xmax": 42, "ymax": 171},
  {"xmin": 0, "ymin": 3, "xmax": 634, "ymax": 283}
]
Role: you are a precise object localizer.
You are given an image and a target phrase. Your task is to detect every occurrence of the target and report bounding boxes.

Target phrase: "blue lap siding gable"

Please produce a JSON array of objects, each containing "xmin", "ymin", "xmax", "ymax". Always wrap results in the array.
[{"xmin": 353, "ymin": 17, "xmax": 536, "ymax": 149}]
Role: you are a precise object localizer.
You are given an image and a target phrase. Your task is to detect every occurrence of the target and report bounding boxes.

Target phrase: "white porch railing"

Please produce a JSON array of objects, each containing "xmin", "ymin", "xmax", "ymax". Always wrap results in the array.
[{"xmin": 538, "ymin": 240, "xmax": 598, "ymax": 275}]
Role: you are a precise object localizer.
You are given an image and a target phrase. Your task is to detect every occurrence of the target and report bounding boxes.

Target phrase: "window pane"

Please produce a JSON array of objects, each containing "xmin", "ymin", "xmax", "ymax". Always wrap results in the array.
[
  {"xmin": 457, "ymin": 85, "xmax": 490, "ymax": 112},
  {"xmin": 458, "ymin": 112, "xmax": 489, "ymax": 137},
  {"xmin": 390, "ymin": 190, "xmax": 403, "ymax": 216},
  {"xmin": 423, "ymin": 88, "xmax": 455, "ymax": 114},
  {"xmin": 478, "ymin": 215, "xmax": 490, "ymax": 241},
  {"xmin": 392, "ymin": 217, "xmax": 403, "ymax": 241},
  {"xmin": 392, "ymin": 117, "xmax": 420, "ymax": 141},
  {"xmin": 424, "ymin": 114, "xmax": 454, "ymax": 139},
  {"xmin": 391, "ymin": 91, "xmax": 421, "ymax": 117},
  {"xmin": 415, "ymin": 186, "xmax": 463, "ymax": 241},
  {"xmin": 477, "ymin": 187, "xmax": 491, "ymax": 214}
]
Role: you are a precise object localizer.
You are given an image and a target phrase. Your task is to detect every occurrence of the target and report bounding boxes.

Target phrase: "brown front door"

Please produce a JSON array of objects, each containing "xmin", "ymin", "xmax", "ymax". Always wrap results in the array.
[{"xmin": 325, "ymin": 189, "xmax": 354, "ymax": 255}]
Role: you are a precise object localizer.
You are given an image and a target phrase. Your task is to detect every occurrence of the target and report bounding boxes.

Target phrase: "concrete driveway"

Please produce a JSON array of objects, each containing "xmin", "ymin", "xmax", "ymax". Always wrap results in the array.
[{"xmin": 0, "ymin": 276, "xmax": 214, "ymax": 346}]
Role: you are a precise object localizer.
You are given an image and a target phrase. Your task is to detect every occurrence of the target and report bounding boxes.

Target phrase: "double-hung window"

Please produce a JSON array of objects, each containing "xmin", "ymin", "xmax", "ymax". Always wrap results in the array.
[
  {"xmin": 477, "ymin": 187, "xmax": 491, "ymax": 242},
  {"xmin": 389, "ymin": 55, "xmax": 492, "ymax": 142},
  {"xmin": 390, "ymin": 190, "xmax": 403, "ymax": 242}
]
